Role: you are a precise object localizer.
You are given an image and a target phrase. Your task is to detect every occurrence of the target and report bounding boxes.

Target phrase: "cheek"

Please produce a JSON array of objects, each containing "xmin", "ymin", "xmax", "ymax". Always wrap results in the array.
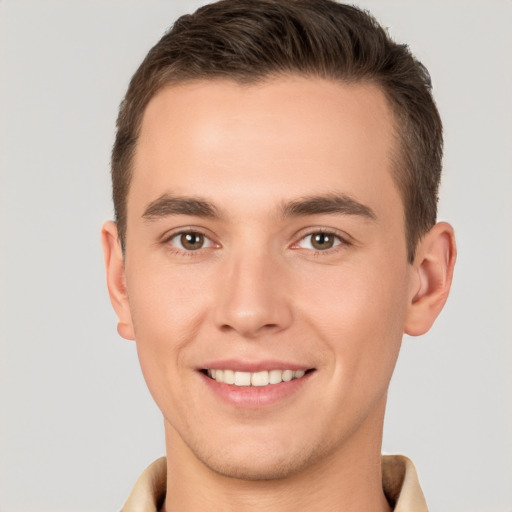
[
  {"xmin": 297, "ymin": 259, "xmax": 410, "ymax": 382},
  {"xmin": 126, "ymin": 256, "xmax": 210, "ymax": 339},
  {"xmin": 124, "ymin": 260, "xmax": 211, "ymax": 407}
]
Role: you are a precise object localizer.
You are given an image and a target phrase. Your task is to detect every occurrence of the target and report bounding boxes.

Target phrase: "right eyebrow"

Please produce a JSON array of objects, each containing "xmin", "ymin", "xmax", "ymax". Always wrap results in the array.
[{"xmin": 142, "ymin": 194, "xmax": 220, "ymax": 221}]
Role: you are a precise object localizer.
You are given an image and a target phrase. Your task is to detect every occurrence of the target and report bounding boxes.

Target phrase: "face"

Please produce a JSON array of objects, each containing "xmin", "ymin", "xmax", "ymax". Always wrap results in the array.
[{"xmin": 114, "ymin": 77, "xmax": 420, "ymax": 479}]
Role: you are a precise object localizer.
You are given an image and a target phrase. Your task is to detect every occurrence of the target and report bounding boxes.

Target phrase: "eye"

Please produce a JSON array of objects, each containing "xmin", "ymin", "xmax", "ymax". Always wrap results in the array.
[
  {"xmin": 168, "ymin": 231, "xmax": 214, "ymax": 251},
  {"xmin": 297, "ymin": 231, "xmax": 343, "ymax": 251}
]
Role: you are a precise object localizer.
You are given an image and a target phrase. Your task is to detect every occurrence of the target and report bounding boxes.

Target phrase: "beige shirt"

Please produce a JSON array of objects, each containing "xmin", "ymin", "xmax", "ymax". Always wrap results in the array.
[{"xmin": 121, "ymin": 454, "xmax": 428, "ymax": 511}]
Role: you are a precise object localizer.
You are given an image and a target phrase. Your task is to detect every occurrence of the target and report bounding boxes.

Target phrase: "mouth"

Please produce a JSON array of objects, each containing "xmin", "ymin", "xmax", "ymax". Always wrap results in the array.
[
  {"xmin": 199, "ymin": 364, "xmax": 315, "ymax": 407},
  {"xmin": 201, "ymin": 368, "xmax": 313, "ymax": 387}
]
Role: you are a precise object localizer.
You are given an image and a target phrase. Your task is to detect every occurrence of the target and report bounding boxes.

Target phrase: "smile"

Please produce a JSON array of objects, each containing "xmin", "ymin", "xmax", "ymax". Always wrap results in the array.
[{"xmin": 205, "ymin": 369, "xmax": 307, "ymax": 387}]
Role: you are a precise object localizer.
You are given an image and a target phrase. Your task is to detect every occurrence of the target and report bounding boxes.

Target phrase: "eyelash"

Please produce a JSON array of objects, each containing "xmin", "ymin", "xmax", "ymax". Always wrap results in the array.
[
  {"xmin": 162, "ymin": 228, "xmax": 350, "ymax": 256},
  {"xmin": 162, "ymin": 229, "xmax": 217, "ymax": 257},
  {"xmin": 292, "ymin": 228, "xmax": 350, "ymax": 254}
]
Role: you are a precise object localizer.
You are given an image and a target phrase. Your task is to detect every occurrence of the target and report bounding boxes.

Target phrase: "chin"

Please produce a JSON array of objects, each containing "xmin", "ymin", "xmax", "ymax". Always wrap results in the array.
[
  {"xmin": 202, "ymin": 454, "xmax": 307, "ymax": 481},
  {"xmin": 190, "ymin": 436, "xmax": 329, "ymax": 482}
]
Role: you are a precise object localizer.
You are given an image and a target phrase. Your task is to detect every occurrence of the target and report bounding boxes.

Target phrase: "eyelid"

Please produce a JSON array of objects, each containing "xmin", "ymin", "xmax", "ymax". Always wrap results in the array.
[
  {"xmin": 159, "ymin": 225, "xmax": 352, "ymax": 254},
  {"xmin": 161, "ymin": 226, "xmax": 220, "ymax": 252},
  {"xmin": 291, "ymin": 227, "xmax": 352, "ymax": 252}
]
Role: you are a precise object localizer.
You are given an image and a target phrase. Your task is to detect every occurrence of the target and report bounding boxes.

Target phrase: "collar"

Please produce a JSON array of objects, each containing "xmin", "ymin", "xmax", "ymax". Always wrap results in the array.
[{"xmin": 121, "ymin": 454, "xmax": 428, "ymax": 511}]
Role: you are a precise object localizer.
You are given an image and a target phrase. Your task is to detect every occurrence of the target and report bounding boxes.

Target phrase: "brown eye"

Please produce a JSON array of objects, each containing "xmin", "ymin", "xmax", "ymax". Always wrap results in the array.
[
  {"xmin": 168, "ymin": 231, "xmax": 214, "ymax": 252},
  {"xmin": 297, "ymin": 232, "xmax": 343, "ymax": 251},
  {"xmin": 311, "ymin": 233, "xmax": 335, "ymax": 250},
  {"xmin": 180, "ymin": 232, "xmax": 205, "ymax": 250}
]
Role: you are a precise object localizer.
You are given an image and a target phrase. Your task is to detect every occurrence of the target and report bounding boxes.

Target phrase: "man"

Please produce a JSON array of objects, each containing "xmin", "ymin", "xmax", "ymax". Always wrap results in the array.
[{"xmin": 101, "ymin": 1, "xmax": 456, "ymax": 510}]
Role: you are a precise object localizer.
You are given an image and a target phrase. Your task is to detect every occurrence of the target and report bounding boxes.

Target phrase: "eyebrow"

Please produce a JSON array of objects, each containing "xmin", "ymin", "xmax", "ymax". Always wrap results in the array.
[
  {"xmin": 281, "ymin": 193, "xmax": 376, "ymax": 220},
  {"xmin": 141, "ymin": 192, "xmax": 376, "ymax": 222},
  {"xmin": 142, "ymin": 194, "xmax": 220, "ymax": 220}
]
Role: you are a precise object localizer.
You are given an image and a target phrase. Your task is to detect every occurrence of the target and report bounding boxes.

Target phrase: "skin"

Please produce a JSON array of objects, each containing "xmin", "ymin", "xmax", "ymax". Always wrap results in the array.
[{"xmin": 102, "ymin": 76, "xmax": 456, "ymax": 512}]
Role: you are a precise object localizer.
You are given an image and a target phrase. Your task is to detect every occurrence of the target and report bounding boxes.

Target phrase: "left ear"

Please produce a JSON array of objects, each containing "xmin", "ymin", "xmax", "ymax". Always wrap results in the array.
[
  {"xmin": 101, "ymin": 220, "xmax": 136, "ymax": 341},
  {"xmin": 404, "ymin": 222, "xmax": 457, "ymax": 336}
]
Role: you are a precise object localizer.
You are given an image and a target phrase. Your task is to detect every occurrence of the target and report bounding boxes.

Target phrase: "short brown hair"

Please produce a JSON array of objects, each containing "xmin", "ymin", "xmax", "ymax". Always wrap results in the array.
[{"xmin": 112, "ymin": 0, "xmax": 442, "ymax": 262}]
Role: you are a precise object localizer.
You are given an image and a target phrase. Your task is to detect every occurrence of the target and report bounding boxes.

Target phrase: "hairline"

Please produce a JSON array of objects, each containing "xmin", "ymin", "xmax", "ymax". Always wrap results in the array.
[{"xmin": 119, "ymin": 72, "xmax": 417, "ymax": 261}]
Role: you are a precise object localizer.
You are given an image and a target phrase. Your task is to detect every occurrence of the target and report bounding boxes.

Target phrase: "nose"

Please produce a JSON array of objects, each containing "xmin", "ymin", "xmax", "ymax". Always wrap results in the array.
[{"xmin": 213, "ymin": 249, "xmax": 293, "ymax": 338}]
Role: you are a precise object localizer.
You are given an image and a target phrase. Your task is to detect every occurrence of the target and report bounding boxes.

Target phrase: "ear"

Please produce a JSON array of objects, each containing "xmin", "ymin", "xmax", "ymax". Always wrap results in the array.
[
  {"xmin": 404, "ymin": 222, "xmax": 457, "ymax": 336},
  {"xmin": 101, "ymin": 221, "xmax": 135, "ymax": 340}
]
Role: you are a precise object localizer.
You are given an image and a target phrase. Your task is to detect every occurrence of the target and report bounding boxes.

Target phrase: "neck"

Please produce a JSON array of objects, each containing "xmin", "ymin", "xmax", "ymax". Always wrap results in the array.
[{"xmin": 162, "ymin": 398, "xmax": 391, "ymax": 512}]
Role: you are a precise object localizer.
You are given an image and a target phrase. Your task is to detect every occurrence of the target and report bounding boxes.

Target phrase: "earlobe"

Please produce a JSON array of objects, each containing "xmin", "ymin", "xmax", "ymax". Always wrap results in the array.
[
  {"xmin": 404, "ymin": 222, "xmax": 457, "ymax": 336},
  {"xmin": 101, "ymin": 221, "xmax": 135, "ymax": 341}
]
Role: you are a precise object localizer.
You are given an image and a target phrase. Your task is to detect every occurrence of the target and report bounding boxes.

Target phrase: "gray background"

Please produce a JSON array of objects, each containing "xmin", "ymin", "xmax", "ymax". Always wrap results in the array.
[{"xmin": 1, "ymin": 1, "xmax": 511, "ymax": 510}]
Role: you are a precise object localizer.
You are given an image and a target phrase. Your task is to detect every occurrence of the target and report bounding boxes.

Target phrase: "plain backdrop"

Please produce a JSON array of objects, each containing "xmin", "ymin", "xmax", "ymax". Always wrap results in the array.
[{"xmin": 1, "ymin": 1, "xmax": 511, "ymax": 511}]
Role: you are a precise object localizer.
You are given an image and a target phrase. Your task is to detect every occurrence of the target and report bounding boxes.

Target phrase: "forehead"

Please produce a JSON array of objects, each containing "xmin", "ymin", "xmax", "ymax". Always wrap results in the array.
[{"xmin": 130, "ymin": 76, "xmax": 400, "ymax": 219}]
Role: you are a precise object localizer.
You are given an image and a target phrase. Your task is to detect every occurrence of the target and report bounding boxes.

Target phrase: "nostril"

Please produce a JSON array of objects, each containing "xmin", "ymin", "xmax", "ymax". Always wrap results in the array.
[{"xmin": 218, "ymin": 321, "xmax": 282, "ymax": 337}]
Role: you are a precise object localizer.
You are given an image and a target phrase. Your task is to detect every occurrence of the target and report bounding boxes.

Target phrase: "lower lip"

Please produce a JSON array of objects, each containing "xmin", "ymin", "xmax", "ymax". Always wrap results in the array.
[{"xmin": 200, "ymin": 371, "xmax": 313, "ymax": 408}]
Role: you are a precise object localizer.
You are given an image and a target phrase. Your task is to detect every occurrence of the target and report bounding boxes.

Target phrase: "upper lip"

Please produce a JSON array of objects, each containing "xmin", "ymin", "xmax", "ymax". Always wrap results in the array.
[{"xmin": 199, "ymin": 359, "xmax": 312, "ymax": 373}]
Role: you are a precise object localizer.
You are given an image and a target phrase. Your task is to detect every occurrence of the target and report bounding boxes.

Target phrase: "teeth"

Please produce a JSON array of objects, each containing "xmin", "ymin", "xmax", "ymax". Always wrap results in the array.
[
  {"xmin": 224, "ymin": 369, "xmax": 235, "ymax": 385},
  {"xmin": 207, "ymin": 369, "xmax": 308, "ymax": 386},
  {"xmin": 234, "ymin": 371, "xmax": 251, "ymax": 386},
  {"xmin": 282, "ymin": 369, "xmax": 293, "ymax": 382},
  {"xmin": 251, "ymin": 371, "xmax": 269, "ymax": 387},
  {"xmin": 269, "ymin": 369, "xmax": 282, "ymax": 384}
]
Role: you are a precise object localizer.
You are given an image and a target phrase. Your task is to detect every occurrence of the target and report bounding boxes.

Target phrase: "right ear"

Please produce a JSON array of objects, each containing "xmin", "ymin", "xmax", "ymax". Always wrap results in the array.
[{"xmin": 101, "ymin": 221, "xmax": 135, "ymax": 340}]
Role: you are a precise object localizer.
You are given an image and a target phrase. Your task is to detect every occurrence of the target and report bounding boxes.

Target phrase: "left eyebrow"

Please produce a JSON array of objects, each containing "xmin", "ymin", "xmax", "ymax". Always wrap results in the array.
[
  {"xmin": 142, "ymin": 194, "xmax": 220, "ymax": 220},
  {"xmin": 281, "ymin": 193, "xmax": 377, "ymax": 220}
]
